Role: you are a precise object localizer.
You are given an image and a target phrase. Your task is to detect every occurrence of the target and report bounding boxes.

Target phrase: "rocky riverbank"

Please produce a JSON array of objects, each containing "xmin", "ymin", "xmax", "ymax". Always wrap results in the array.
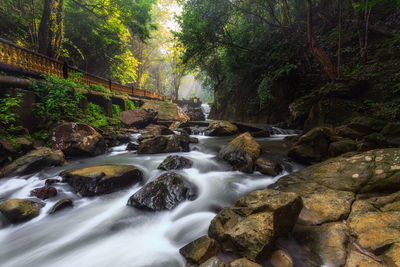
[{"xmin": 1, "ymin": 108, "xmax": 400, "ymax": 266}]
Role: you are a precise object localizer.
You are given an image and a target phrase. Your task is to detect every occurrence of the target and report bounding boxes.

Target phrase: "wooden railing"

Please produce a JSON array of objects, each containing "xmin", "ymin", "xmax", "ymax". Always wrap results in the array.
[{"xmin": 0, "ymin": 38, "xmax": 172, "ymax": 101}]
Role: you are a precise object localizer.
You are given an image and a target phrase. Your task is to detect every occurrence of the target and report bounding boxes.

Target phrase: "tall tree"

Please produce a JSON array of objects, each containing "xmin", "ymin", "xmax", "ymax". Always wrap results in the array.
[
  {"xmin": 38, "ymin": 0, "xmax": 63, "ymax": 58},
  {"xmin": 306, "ymin": 0, "xmax": 337, "ymax": 81}
]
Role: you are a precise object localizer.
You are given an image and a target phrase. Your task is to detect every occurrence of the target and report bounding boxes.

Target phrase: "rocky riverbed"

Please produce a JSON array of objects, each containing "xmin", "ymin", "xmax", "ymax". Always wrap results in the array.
[{"xmin": 0, "ymin": 112, "xmax": 399, "ymax": 266}]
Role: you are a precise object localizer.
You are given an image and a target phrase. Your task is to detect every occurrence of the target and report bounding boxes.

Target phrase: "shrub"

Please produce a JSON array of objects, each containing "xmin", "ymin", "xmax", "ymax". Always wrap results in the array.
[
  {"xmin": 85, "ymin": 103, "xmax": 109, "ymax": 128},
  {"xmin": 32, "ymin": 75, "xmax": 85, "ymax": 124}
]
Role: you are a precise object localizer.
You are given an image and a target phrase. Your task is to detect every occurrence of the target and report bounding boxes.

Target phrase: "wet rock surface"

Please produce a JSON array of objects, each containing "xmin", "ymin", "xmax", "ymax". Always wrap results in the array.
[
  {"xmin": 0, "ymin": 199, "xmax": 42, "ymax": 224},
  {"xmin": 127, "ymin": 172, "xmax": 197, "ymax": 211},
  {"xmin": 158, "ymin": 155, "xmax": 193, "ymax": 170},
  {"xmin": 184, "ymin": 106, "xmax": 206, "ymax": 121},
  {"xmin": 126, "ymin": 142, "xmax": 139, "ymax": 151},
  {"xmin": 179, "ymin": 235, "xmax": 220, "ymax": 264},
  {"xmin": 1, "ymin": 147, "xmax": 65, "ymax": 177},
  {"xmin": 229, "ymin": 258, "xmax": 262, "ymax": 267},
  {"xmin": 49, "ymin": 199, "xmax": 74, "ymax": 214},
  {"xmin": 51, "ymin": 122, "xmax": 106, "ymax": 157},
  {"xmin": 255, "ymin": 158, "xmax": 282, "ymax": 176},
  {"xmin": 219, "ymin": 132, "xmax": 261, "ymax": 173},
  {"xmin": 137, "ymin": 135, "xmax": 190, "ymax": 154},
  {"xmin": 287, "ymin": 127, "xmax": 334, "ymax": 164},
  {"xmin": 30, "ymin": 186, "xmax": 57, "ymax": 200},
  {"xmin": 208, "ymin": 189, "xmax": 302, "ymax": 261},
  {"xmin": 61, "ymin": 165, "xmax": 143, "ymax": 196},
  {"xmin": 270, "ymin": 148, "xmax": 400, "ymax": 265}
]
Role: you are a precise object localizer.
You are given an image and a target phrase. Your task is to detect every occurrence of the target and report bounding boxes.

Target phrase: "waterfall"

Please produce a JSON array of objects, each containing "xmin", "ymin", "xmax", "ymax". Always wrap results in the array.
[{"xmin": 200, "ymin": 104, "xmax": 211, "ymax": 120}]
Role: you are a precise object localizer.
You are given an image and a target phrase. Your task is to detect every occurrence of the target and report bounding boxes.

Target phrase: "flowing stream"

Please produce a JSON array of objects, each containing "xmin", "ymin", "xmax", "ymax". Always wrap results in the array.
[{"xmin": 0, "ymin": 131, "xmax": 302, "ymax": 267}]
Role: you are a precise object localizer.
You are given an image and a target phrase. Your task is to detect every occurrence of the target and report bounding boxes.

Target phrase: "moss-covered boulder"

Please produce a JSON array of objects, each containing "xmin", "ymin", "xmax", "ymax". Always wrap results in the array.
[
  {"xmin": 347, "ymin": 116, "xmax": 387, "ymax": 135},
  {"xmin": 127, "ymin": 172, "xmax": 197, "ymax": 211},
  {"xmin": 328, "ymin": 138, "xmax": 358, "ymax": 157},
  {"xmin": 218, "ymin": 132, "xmax": 261, "ymax": 173},
  {"xmin": 288, "ymin": 127, "xmax": 334, "ymax": 164},
  {"xmin": 206, "ymin": 121, "xmax": 238, "ymax": 136},
  {"xmin": 179, "ymin": 235, "xmax": 220, "ymax": 265},
  {"xmin": 0, "ymin": 199, "xmax": 42, "ymax": 224},
  {"xmin": 293, "ymin": 222, "xmax": 349, "ymax": 266},
  {"xmin": 269, "ymin": 148, "xmax": 400, "ymax": 266},
  {"xmin": 1, "ymin": 147, "xmax": 65, "ymax": 177},
  {"xmin": 61, "ymin": 165, "xmax": 143, "ymax": 196},
  {"xmin": 199, "ymin": 257, "xmax": 225, "ymax": 267},
  {"xmin": 141, "ymin": 100, "xmax": 189, "ymax": 123},
  {"xmin": 229, "ymin": 258, "xmax": 262, "ymax": 267},
  {"xmin": 208, "ymin": 189, "xmax": 302, "ymax": 261}
]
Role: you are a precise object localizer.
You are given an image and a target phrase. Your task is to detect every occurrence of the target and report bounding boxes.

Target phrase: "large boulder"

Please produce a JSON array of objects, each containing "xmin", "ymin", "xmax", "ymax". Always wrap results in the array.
[
  {"xmin": 206, "ymin": 121, "xmax": 238, "ymax": 136},
  {"xmin": 199, "ymin": 257, "xmax": 225, "ymax": 267},
  {"xmin": 184, "ymin": 105, "xmax": 206, "ymax": 121},
  {"xmin": 268, "ymin": 148, "xmax": 400, "ymax": 266},
  {"xmin": 208, "ymin": 189, "xmax": 302, "ymax": 261},
  {"xmin": 141, "ymin": 100, "xmax": 189, "ymax": 123},
  {"xmin": 288, "ymin": 127, "xmax": 334, "ymax": 164},
  {"xmin": 127, "ymin": 172, "xmax": 197, "ymax": 211},
  {"xmin": 51, "ymin": 122, "xmax": 106, "ymax": 157},
  {"xmin": 0, "ymin": 199, "xmax": 42, "ymax": 224},
  {"xmin": 230, "ymin": 258, "xmax": 262, "ymax": 267},
  {"xmin": 293, "ymin": 222, "xmax": 349, "ymax": 266},
  {"xmin": 255, "ymin": 158, "xmax": 283, "ymax": 176},
  {"xmin": 328, "ymin": 138, "xmax": 358, "ymax": 157},
  {"xmin": 138, "ymin": 125, "xmax": 175, "ymax": 141},
  {"xmin": 1, "ymin": 147, "xmax": 65, "ymax": 177},
  {"xmin": 346, "ymin": 116, "xmax": 386, "ymax": 135},
  {"xmin": 137, "ymin": 135, "xmax": 190, "ymax": 154},
  {"xmin": 218, "ymin": 132, "xmax": 261, "ymax": 173},
  {"xmin": 158, "ymin": 155, "xmax": 193, "ymax": 170},
  {"xmin": 179, "ymin": 235, "xmax": 220, "ymax": 265},
  {"xmin": 119, "ymin": 109, "xmax": 158, "ymax": 128},
  {"xmin": 60, "ymin": 165, "xmax": 143, "ymax": 196}
]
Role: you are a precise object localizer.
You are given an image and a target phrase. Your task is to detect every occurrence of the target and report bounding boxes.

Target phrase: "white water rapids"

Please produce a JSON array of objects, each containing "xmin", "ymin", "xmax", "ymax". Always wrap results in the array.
[{"xmin": 0, "ymin": 133, "xmax": 302, "ymax": 267}]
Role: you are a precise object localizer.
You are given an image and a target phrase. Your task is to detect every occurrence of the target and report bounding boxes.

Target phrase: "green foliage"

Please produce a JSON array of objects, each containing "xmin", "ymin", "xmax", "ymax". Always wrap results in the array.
[
  {"xmin": 124, "ymin": 99, "xmax": 136, "ymax": 110},
  {"xmin": 85, "ymin": 103, "xmax": 109, "ymax": 128},
  {"xmin": 112, "ymin": 104, "xmax": 122, "ymax": 121},
  {"xmin": 257, "ymin": 77, "xmax": 274, "ymax": 110},
  {"xmin": 33, "ymin": 75, "xmax": 85, "ymax": 124},
  {"xmin": 0, "ymin": 93, "xmax": 23, "ymax": 126},
  {"xmin": 32, "ymin": 130, "xmax": 51, "ymax": 147}
]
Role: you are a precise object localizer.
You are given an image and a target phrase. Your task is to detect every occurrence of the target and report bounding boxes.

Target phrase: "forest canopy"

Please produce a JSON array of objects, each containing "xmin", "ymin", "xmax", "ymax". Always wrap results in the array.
[{"xmin": 0, "ymin": 0, "xmax": 185, "ymax": 97}]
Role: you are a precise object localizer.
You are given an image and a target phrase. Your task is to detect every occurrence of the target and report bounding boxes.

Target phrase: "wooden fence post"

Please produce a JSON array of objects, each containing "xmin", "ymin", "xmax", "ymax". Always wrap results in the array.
[
  {"xmin": 108, "ymin": 79, "xmax": 112, "ymax": 91},
  {"xmin": 63, "ymin": 62, "xmax": 68, "ymax": 79}
]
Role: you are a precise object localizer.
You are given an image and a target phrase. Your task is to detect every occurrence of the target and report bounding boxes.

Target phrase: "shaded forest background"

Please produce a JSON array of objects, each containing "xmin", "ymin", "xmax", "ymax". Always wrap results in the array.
[{"xmin": 176, "ymin": 0, "xmax": 400, "ymax": 127}]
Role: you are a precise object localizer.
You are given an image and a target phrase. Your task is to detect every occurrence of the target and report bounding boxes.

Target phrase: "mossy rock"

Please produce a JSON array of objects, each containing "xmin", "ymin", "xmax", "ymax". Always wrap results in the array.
[
  {"xmin": 0, "ymin": 199, "xmax": 42, "ymax": 224},
  {"xmin": 381, "ymin": 122, "xmax": 400, "ymax": 138},
  {"xmin": 61, "ymin": 164, "xmax": 143, "ymax": 196}
]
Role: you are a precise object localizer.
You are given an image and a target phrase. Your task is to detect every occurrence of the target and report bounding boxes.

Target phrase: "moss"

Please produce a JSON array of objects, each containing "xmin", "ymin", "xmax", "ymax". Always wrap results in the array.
[{"xmin": 0, "ymin": 199, "xmax": 40, "ymax": 222}]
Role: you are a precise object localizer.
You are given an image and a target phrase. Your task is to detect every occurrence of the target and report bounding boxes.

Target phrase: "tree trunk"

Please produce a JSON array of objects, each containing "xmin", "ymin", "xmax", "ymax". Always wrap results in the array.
[
  {"xmin": 306, "ymin": 0, "xmax": 337, "ymax": 81},
  {"xmin": 38, "ymin": 0, "xmax": 63, "ymax": 58},
  {"xmin": 54, "ymin": 0, "xmax": 64, "ymax": 59},
  {"xmin": 38, "ymin": 0, "xmax": 53, "ymax": 56}
]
